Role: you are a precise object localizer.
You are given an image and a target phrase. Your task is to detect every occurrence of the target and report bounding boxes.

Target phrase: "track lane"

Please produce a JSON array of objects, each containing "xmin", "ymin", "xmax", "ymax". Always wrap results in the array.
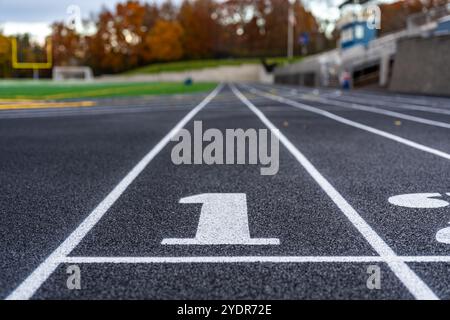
[
  {"xmin": 253, "ymin": 83, "xmax": 450, "ymax": 123},
  {"xmin": 245, "ymin": 84, "xmax": 450, "ymax": 156},
  {"xmin": 237, "ymin": 84, "xmax": 450, "ymax": 298},
  {"xmin": 30, "ymin": 86, "xmax": 411, "ymax": 300},
  {"xmin": 1, "ymin": 89, "xmax": 219, "ymax": 299}
]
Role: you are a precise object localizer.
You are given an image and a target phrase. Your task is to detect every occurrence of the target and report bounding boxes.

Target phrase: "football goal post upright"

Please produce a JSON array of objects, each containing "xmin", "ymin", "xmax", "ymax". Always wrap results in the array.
[{"xmin": 11, "ymin": 37, "xmax": 53, "ymax": 79}]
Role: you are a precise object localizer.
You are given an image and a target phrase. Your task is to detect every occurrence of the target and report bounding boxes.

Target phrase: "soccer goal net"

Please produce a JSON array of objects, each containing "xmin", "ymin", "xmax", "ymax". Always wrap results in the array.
[{"xmin": 52, "ymin": 66, "xmax": 94, "ymax": 81}]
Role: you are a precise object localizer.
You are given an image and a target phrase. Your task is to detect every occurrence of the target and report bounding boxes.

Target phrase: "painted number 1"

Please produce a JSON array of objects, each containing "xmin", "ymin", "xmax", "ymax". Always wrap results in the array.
[{"xmin": 162, "ymin": 193, "xmax": 280, "ymax": 245}]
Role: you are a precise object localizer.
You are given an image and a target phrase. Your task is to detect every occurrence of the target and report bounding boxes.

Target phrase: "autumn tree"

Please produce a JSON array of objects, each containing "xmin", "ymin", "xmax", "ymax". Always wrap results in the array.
[
  {"xmin": 218, "ymin": 0, "xmax": 321, "ymax": 57},
  {"xmin": 216, "ymin": 0, "xmax": 254, "ymax": 57},
  {"xmin": 292, "ymin": 1, "xmax": 323, "ymax": 54},
  {"xmin": 0, "ymin": 33, "xmax": 12, "ymax": 77},
  {"xmin": 145, "ymin": 19, "xmax": 184, "ymax": 61},
  {"xmin": 86, "ymin": 1, "xmax": 150, "ymax": 73},
  {"xmin": 85, "ymin": 9, "xmax": 120, "ymax": 74},
  {"xmin": 159, "ymin": 0, "xmax": 178, "ymax": 21},
  {"xmin": 51, "ymin": 22, "xmax": 85, "ymax": 66},
  {"xmin": 379, "ymin": 0, "xmax": 449, "ymax": 35},
  {"xmin": 48, "ymin": 0, "xmax": 328, "ymax": 74},
  {"xmin": 178, "ymin": 0, "xmax": 220, "ymax": 59}
]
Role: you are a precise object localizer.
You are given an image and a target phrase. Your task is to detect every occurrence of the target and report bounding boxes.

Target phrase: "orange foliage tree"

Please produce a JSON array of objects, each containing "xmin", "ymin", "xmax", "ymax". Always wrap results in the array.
[
  {"xmin": 145, "ymin": 19, "xmax": 184, "ymax": 61},
  {"xmin": 50, "ymin": 0, "xmax": 329, "ymax": 74},
  {"xmin": 178, "ymin": 0, "xmax": 220, "ymax": 59},
  {"xmin": 379, "ymin": 0, "xmax": 449, "ymax": 35},
  {"xmin": 52, "ymin": 22, "xmax": 85, "ymax": 66}
]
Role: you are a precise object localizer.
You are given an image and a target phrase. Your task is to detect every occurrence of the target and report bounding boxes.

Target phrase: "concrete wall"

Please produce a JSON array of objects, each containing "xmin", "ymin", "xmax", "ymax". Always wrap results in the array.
[
  {"xmin": 99, "ymin": 64, "xmax": 272, "ymax": 83},
  {"xmin": 389, "ymin": 35, "xmax": 450, "ymax": 96}
]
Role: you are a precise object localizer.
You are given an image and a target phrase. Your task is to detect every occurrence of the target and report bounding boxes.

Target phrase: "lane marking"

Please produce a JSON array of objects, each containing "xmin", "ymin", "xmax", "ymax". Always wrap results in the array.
[
  {"xmin": 0, "ymin": 101, "xmax": 96, "ymax": 110},
  {"xmin": 324, "ymin": 94, "xmax": 450, "ymax": 116},
  {"xmin": 338, "ymin": 91, "xmax": 450, "ymax": 109},
  {"xmin": 231, "ymin": 84, "xmax": 438, "ymax": 300},
  {"xmin": 274, "ymin": 83, "xmax": 450, "ymax": 109},
  {"xmin": 388, "ymin": 193, "xmax": 450, "ymax": 208},
  {"xmin": 309, "ymin": 90, "xmax": 450, "ymax": 114},
  {"xmin": 243, "ymin": 85, "xmax": 450, "ymax": 161},
  {"xmin": 297, "ymin": 94, "xmax": 450, "ymax": 129},
  {"xmin": 61, "ymin": 255, "xmax": 450, "ymax": 264},
  {"xmin": 393, "ymin": 104, "xmax": 450, "ymax": 116},
  {"xmin": 162, "ymin": 194, "xmax": 279, "ymax": 245},
  {"xmin": 388, "ymin": 192, "xmax": 450, "ymax": 245},
  {"xmin": 253, "ymin": 83, "xmax": 450, "ymax": 113},
  {"xmin": 6, "ymin": 84, "xmax": 224, "ymax": 300},
  {"xmin": 436, "ymin": 226, "xmax": 450, "ymax": 244},
  {"xmin": 436, "ymin": 193, "xmax": 450, "ymax": 244}
]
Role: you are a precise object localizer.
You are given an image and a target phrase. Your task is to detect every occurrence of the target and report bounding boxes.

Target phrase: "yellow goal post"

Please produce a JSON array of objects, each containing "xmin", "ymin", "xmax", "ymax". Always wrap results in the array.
[{"xmin": 11, "ymin": 37, "xmax": 53, "ymax": 70}]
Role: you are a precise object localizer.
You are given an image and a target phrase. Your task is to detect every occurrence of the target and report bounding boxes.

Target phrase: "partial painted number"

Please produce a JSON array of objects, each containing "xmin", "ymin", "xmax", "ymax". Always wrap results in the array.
[{"xmin": 388, "ymin": 192, "xmax": 450, "ymax": 244}]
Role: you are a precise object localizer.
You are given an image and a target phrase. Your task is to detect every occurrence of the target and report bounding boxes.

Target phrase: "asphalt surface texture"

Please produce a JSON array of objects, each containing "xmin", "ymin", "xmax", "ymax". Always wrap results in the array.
[{"xmin": 1, "ymin": 83, "xmax": 449, "ymax": 300}]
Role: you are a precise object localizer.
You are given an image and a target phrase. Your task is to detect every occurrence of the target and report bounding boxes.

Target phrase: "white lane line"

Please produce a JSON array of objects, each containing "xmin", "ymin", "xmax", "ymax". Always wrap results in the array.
[
  {"xmin": 243, "ymin": 85, "xmax": 450, "ymax": 161},
  {"xmin": 62, "ymin": 255, "xmax": 450, "ymax": 264},
  {"xmin": 393, "ymin": 104, "xmax": 450, "ymax": 116},
  {"xmin": 327, "ymin": 95, "xmax": 450, "ymax": 116},
  {"xmin": 253, "ymin": 83, "xmax": 450, "ymax": 114},
  {"xmin": 6, "ymin": 84, "xmax": 224, "ymax": 300},
  {"xmin": 299, "ymin": 94, "xmax": 450, "ymax": 129},
  {"xmin": 289, "ymin": 84, "xmax": 450, "ymax": 108},
  {"xmin": 63, "ymin": 256, "xmax": 383, "ymax": 263},
  {"xmin": 231, "ymin": 84, "xmax": 438, "ymax": 300},
  {"xmin": 278, "ymin": 87, "xmax": 450, "ymax": 117},
  {"xmin": 344, "ymin": 91, "xmax": 450, "ymax": 108},
  {"xmin": 255, "ymin": 83, "xmax": 450, "ymax": 117}
]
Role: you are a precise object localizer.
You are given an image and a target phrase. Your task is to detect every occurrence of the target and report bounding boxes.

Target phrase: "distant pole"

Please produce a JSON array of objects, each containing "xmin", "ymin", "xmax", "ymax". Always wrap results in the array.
[{"xmin": 287, "ymin": 0, "xmax": 296, "ymax": 59}]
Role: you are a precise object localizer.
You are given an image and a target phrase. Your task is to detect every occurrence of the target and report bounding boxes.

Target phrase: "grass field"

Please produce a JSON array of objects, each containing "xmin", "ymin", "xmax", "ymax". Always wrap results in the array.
[
  {"xmin": 0, "ymin": 81, "xmax": 217, "ymax": 100},
  {"xmin": 126, "ymin": 57, "xmax": 301, "ymax": 75}
]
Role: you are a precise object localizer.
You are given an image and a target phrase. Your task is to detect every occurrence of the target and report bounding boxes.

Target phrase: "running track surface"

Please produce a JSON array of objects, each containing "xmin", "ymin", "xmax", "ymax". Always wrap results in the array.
[{"xmin": 1, "ymin": 84, "xmax": 450, "ymax": 300}]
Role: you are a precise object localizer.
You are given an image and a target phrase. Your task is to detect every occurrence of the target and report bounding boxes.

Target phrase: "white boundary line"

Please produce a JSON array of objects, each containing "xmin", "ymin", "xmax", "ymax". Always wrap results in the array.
[
  {"xmin": 230, "ymin": 84, "xmax": 439, "ymax": 300},
  {"xmin": 263, "ymin": 83, "xmax": 450, "ymax": 109},
  {"xmin": 6, "ymin": 84, "xmax": 224, "ymax": 300},
  {"xmin": 254, "ymin": 82, "xmax": 450, "ymax": 117},
  {"xmin": 243, "ymin": 84, "xmax": 450, "ymax": 161},
  {"xmin": 336, "ymin": 91, "xmax": 450, "ymax": 109},
  {"xmin": 323, "ymin": 93, "xmax": 450, "ymax": 116},
  {"xmin": 297, "ymin": 94, "xmax": 450, "ymax": 129},
  {"xmin": 258, "ymin": 82, "xmax": 450, "ymax": 122},
  {"xmin": 62, "ymin": 255, "xmax": 450, "ymax": 264}
]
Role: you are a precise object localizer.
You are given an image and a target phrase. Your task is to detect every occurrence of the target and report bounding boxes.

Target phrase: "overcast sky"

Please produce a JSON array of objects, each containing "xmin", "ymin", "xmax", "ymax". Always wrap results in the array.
[
  {"xmin": 0, "ymin": 0, "xmax": 391, "ymax": 42},
  {"xmin": 0, "ymin": 0, "xmax": 159, "ymax": 41},
  {"xmin": 0, "ymin": 0, "xmax": 118, "ymax": 22}
]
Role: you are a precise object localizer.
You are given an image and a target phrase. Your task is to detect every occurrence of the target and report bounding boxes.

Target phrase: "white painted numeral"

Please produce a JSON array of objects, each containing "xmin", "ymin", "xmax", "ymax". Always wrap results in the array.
[
  {"xmin": 436, "ymin": 226, "xmax": 450, "ymax": 244},
  {"xmin": 389, "ymin": 192, "xmax": 450, "ymax": 244},
  {"xmin": 388, "ymin": 193, "xmax": 449, "ymax": 208},
  {"xmin": 162, "ymin": 193, "xmax": 280, "ymax": 245}
]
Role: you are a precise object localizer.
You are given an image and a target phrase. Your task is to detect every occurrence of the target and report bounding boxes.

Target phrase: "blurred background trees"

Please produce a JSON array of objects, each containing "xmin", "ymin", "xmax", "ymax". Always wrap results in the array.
[
  {"xmin": 0, "ymin": 34, "xmax": 12, "ymax": 78},
  {"xmin": 379, "ymin": 0, "xmax": 449, "ymax": 35},
  {"xmin": 51, "ymin": 0, "xmax": 329, "ymax": 74},
  {"xmin": 0, "ymin": 0, "xmax": 445, "ymax": 76}
]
